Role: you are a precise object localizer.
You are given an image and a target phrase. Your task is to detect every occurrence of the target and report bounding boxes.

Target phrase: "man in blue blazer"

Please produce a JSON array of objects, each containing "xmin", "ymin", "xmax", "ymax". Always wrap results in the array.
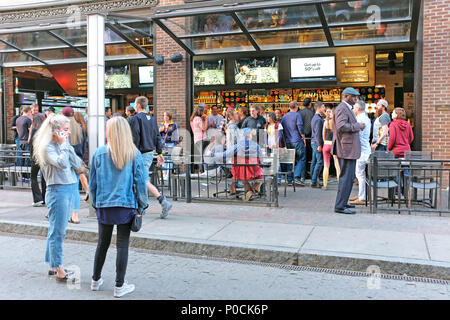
[{"xmin": 332, "ymin": 88, "xmax": 365, "ymax": 214}]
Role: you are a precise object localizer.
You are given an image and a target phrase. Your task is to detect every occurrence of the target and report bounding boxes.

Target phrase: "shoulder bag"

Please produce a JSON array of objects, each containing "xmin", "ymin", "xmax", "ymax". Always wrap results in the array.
[{"xmin": 130, "ymin": 156, "xmax": 142, "ymax": 232}]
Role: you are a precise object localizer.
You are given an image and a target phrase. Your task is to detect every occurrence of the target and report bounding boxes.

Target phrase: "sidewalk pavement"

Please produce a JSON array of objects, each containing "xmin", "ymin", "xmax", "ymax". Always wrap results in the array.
[{"xmin": 0, "ymin": 182, "xmax": 449, "ymax": 280}]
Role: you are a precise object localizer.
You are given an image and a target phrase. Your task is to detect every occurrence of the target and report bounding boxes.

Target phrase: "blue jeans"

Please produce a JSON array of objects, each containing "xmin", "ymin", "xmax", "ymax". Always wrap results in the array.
[
  {"xmin": 45, "ymin": 183, "xmax": 75, "ymax": 269},
  {"xmin": 71, "ymin": 174, "xmax": 80, "ymax": 213},
  {"xmin": 310, "ymin": 143, "xmax": 323, "ymax": 184},
  {"xmin": 375, "ymin": 144, "xmax": 387, "ymax": 151},
  {"xmin": 15, "ymin": 136, "xmax": 21, "ymax": 166},
  {"xmin": 142, "ymin": 152, "xmax": 154, "ymax": 181},
  {"xmin": 286, "ymin": 141, "xmax": 306, "ymax": 181}
]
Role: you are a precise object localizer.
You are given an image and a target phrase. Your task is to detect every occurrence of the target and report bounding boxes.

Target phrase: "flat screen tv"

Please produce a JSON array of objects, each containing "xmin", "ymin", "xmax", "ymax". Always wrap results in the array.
[
  {"xmin": 105, "ymin": 65, "xmax": 131, "ymax": 89},
  {"xmin": 290, "ymin": 56, "xmax": 336, "ymax": 81},
  {"xmin": 193, "ymin": 60, "xmax": 225, "ymax": 86},
  {"xmin": 234, "ymin": 57, "xmax": 278, "ymax": 84},
  {"xmin": 138, "ymin": 66, "xmax": 154, "ymax": 84}
]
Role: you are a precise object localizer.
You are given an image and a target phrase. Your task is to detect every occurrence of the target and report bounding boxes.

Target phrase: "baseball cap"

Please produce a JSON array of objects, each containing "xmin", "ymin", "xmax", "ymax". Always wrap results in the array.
[
  {"xmin": 342, "ymin": 87, "xmax": 360, "ymax": 96},
  {"xmin": 377, "ymin": 99, "xmax": 388, "ymax": 108},
  {"xmin": 47, "ymin": 106, "xmax": 55, "ymax": 112},
  {"xmin": 61, "ymin": 106, "xmax": 74, "ymax": 117}
]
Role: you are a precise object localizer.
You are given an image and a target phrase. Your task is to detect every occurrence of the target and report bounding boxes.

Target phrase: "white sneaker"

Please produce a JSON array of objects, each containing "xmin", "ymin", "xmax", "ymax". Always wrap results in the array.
[
  {"xmin": 91, "ymin": 277, "xmax": 103, "ymax": 291},
  {"xmin": 114, "ymin": 281, "xmax": 135, "ymax": 298},
  {"xmin": 32, "ymin": 201, "xmax": 44, "ymax": 207}
]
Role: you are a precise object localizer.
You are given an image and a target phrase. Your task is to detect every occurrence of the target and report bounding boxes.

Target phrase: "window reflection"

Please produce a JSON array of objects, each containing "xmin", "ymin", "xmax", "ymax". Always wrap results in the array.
[
  {"xmin": 323, "ymin": 0, "xmax": 411, "ymax": 25},
  {"xmin": 330, "ymin": 22, "xmax": 410, "ymax": 44},
  {"xmin": 237, "ymin": 6, "xmax": 321, "ymax": 30}
]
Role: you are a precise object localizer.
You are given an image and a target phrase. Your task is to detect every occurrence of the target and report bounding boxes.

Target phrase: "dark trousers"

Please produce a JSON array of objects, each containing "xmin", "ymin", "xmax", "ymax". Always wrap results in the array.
[
  {"xmin": 93, "ymin": 222, "xmax": 131, "ymax": 287},
  {"xmin": 305, "ymin": 137, "xmax": 312, "ymax": 178},
  {"xmin": 334, "ymin": 158, "xmax": 356, "ymax": 211},
  {"xmin": 31, "ymin": 161, "xmax": 46, "ymax": 203},
  {"xmin": 19, "ymin": 143, "xmax": 31, "ymax": 178}
]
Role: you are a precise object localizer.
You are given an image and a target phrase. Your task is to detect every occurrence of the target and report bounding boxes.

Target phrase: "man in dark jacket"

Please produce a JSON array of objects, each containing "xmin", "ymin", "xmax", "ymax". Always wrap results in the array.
[
  {"xmin": 129, "ymin": 96, "xmax": 172, "ymax": 218},
  {"xmin": 299, "ymin": 98, "xmax": 315, "ymax": 179}
]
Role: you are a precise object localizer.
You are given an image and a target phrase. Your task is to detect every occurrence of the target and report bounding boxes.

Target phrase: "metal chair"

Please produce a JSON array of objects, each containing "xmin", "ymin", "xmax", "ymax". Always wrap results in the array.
[
  {"xmin": 368, "ymin": 151, "xmax": 399, "ymax": 212},
  {"xmin": 278, "ymin": 148, "xmax": 296, "ymax": 197}
]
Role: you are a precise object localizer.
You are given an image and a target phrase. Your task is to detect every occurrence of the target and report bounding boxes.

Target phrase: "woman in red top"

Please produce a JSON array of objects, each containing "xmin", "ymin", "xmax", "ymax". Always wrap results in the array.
[{"xmin": 387, "ymin": 107, "xmax": 414, "ymax": 158}]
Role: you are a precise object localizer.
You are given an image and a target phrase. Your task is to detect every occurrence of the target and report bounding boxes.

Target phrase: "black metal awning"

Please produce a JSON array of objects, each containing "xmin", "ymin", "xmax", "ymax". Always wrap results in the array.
[
  {"xmin": 0, "ymin": 13, "xmax": 153, "ymax": 67},
  {"xmin": 152, "ymin": 0, "xmax": 421, "ymax": 56}
]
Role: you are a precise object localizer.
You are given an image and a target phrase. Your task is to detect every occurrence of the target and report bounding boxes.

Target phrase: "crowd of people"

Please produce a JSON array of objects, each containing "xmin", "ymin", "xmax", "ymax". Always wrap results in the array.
[
  {"xmin": 7, "ymin": 90, "xmax": 414, "ymax": 296},
  {"xmin": 187, "ymin": 89, "xmax": 414, "ymax": 206}
]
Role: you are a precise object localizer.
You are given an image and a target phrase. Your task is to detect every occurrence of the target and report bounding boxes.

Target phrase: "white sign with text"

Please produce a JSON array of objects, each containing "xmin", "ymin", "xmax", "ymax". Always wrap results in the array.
[{"xmin": 291, "ymin": 56, "xmax": 336, "ymax": 78}]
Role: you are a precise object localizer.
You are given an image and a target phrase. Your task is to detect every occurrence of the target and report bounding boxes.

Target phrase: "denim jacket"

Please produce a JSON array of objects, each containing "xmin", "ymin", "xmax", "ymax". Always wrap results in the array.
[
  {"xmin": 89, "ymin": 145, "xmax": 149, "ymax": 214},
  {"xmin": 41, "ymin": 141, "xmax": 82, "ymax": 186}
]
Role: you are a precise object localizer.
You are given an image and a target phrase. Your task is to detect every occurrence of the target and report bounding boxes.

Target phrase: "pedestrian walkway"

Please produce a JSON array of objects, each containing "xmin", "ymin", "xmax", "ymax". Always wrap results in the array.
[{"xmin": 0, "ymin": 183, "xmax": 449, "ymax": 280}]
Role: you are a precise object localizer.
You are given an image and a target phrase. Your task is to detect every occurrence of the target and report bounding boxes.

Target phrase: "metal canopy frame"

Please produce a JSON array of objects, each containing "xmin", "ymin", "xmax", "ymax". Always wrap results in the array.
[
  {"xmin": 152, "ymin": 0, "xmax": 422, "ymax": 56},
  {"xmin": 0, "ymin": 14, "xmax": 153, "ymax": 67}
]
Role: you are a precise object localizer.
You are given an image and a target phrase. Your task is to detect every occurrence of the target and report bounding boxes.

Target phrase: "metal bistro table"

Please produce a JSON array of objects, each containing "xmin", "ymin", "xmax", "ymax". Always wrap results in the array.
[{"xmin": 368, "ymin": 157, "xmax": 450, "ymax": 215}]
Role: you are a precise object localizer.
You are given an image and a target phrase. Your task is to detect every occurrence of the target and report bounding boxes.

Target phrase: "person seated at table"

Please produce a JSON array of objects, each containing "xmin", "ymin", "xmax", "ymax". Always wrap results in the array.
[
  {"xmin": 202, "ymin": 130, "xmax": 226, "ymax": 178},
  {"xmin": 210, "ymin": 128, "xmax": 263, "ymax": 201}
]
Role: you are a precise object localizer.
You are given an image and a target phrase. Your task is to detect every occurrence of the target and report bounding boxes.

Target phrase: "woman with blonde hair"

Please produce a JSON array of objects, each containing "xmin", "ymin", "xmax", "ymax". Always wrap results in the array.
[
  {"xmin": 89, "ymin": 116, "xmax": 148, "ymax": 298},
  {"xmin": 62, "ymin": 107, "xmax": 88, "ymax": 224},
  {"xmin": 33, "ymin": 113, "xmax": 82, "ymax": 282},
  {"xmin": 190, "ymin": 104, "xmax": 208, "ymax": 173},
  {"xmin": 322, "ymin": 105, "xmax": 341, "ymax": 190}
]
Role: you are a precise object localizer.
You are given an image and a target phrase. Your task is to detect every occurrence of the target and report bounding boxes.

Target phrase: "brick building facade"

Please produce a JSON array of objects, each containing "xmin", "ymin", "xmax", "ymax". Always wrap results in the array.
[{"xmin": 421, "ymin": 0, "xmax": 450, "ymax": 162}]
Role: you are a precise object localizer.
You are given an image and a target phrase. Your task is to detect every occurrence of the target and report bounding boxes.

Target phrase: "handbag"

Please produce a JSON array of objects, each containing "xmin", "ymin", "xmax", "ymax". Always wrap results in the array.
[
  {"xmin": 130, "ymin": 156, "xmax": 143, "ymax": 232},
  {"xmin": 131, "ymin": 213, "xmax": 142, "ymax": 232}
]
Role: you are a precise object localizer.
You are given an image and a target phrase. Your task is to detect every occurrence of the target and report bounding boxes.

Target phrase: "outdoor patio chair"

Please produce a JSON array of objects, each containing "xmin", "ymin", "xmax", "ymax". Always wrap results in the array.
[
  {"xmin": 407, "ymin": 158, "xmax": 442, "ymax": 210},
  {"xmin": 368, "ymin": 150, "xmax": 399, "ymax": 209},
  {"xmin": 278, "ymin": 148, "xmax": 296, "ymax": 197}
]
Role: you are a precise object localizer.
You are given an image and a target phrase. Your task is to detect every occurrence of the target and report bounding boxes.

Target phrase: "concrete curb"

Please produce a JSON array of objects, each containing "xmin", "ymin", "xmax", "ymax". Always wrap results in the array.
[{"xmin": 1, "ymin": 220, "xmax": 449, "ymax": 280}]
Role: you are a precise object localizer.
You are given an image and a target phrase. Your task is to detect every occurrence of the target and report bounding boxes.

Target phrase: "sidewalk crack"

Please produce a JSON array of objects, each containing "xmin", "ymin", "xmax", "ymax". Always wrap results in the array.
[
  {"xmin": 423, "ymin": 234, "xmax": 432, "ymax": 261},
  {"xmin": 298, "ymin": 226, "xmax": 315, "ymax": 254},
  {"xmin": 206, "ymin": 220, "xmax": 235, "ymax": 240}
]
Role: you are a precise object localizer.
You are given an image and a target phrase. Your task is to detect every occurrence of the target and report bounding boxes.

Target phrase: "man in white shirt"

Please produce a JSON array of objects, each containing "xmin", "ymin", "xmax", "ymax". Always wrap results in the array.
[{"xmin": 350, "ymin": 101, "xmax": 372, "ymax": 205}]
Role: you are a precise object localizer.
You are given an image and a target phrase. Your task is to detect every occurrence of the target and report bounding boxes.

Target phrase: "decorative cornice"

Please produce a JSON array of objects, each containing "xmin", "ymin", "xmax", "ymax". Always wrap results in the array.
[{"xmin": 0, "ymin": 0, "xmax": 159, "ymax": 24}]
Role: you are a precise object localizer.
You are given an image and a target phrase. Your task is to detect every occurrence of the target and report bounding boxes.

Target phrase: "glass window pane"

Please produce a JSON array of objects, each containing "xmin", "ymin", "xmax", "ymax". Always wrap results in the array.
[
  {"xmin": 163, "ymin": 13, "xmax": 240, "ymax": 37},
  {"xmin": 252, "ymin": 29, "xmax": 328, "ymax": 50},
  {"xmin": 27, "ymin": 48, "xmax": 85, "ymax": 61},
  {"xmin": 105, "ymin": 43, "xmax": 146, "ymax": 58},
  {"xmin": 182, "ymin": 34, "xmax": 254, "ymax": 55},
  {"xmin": 51, "ymin": 27, "xmax": 87, "ymax": 46},
  {"xmin": 105, "ymin": 28, "xmax": 126, "ymax": 44},
  {"xmin": 330, "ymin": 22, "xmax": 411, "ymax": 45},
  {"xmin": 237, "ymin": 5, "xmax": 321, "ymax": 30},
  {"xmin": 0, "ymin": 32, "xmax": 68, "ymax": 50},
  {"xmin": 322, "ymin": 0, "xmax": 412, "ymax": 25},
  {"xmin": 0, "ymin": 51, "xmax": 37, "ymax": 63}
]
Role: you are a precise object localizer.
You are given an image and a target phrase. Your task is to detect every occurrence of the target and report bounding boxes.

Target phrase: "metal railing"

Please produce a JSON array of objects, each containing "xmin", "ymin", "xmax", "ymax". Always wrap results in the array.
[
  {"xmin": 150, "ymin": 152, "xmax": 279, "ymax": 207},
  {"xmin": 368, "ymin": 157, "xmax": 450, "ymax": 216},
  {"xmin": 0, "ymin": 146, "xmax": 280, "ymax": 207},
  {"xmin": 0, "ymin": 147, "xmax": 33, "ymax": 189}
]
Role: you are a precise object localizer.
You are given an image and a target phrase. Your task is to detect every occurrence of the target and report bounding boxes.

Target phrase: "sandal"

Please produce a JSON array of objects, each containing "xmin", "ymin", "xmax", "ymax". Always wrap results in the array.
[
  {"xmin": 48, "ymin": 268, "xmax": 72, "ymax": 276},
  {"xmin": 55, "ymin": 273, "xmax": 75, "ymax": 283},
  {"xmin": 68, "ymin": 217, "xmax": 80, "ymax": 224}
]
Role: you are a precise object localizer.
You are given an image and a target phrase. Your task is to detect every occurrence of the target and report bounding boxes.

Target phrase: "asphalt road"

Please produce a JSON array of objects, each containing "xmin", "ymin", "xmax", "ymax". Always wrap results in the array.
[{"xmin": 0, "ymin": 233, "xmax": 448, "ymax": 300}]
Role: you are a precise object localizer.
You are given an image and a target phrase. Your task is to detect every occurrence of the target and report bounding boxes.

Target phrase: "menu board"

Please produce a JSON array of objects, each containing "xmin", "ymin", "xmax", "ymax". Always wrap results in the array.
[
  {"xmin": 193, "ymin": 60, "xmax": 225, "ymax": 86},
  {"xmin": 234, "ymin": 57, "xmax": 278, "ymax": 84},
  {"xmin": 290, "ymin": 56, "xmax": 336, "ymax": 80},
  {"xmin": 105, "ymin": 65, "xmax": 131, "ymax": 89},
  {"xmin": 336, "ymin": 46, "xmax": 375, "ymax": 86}
]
